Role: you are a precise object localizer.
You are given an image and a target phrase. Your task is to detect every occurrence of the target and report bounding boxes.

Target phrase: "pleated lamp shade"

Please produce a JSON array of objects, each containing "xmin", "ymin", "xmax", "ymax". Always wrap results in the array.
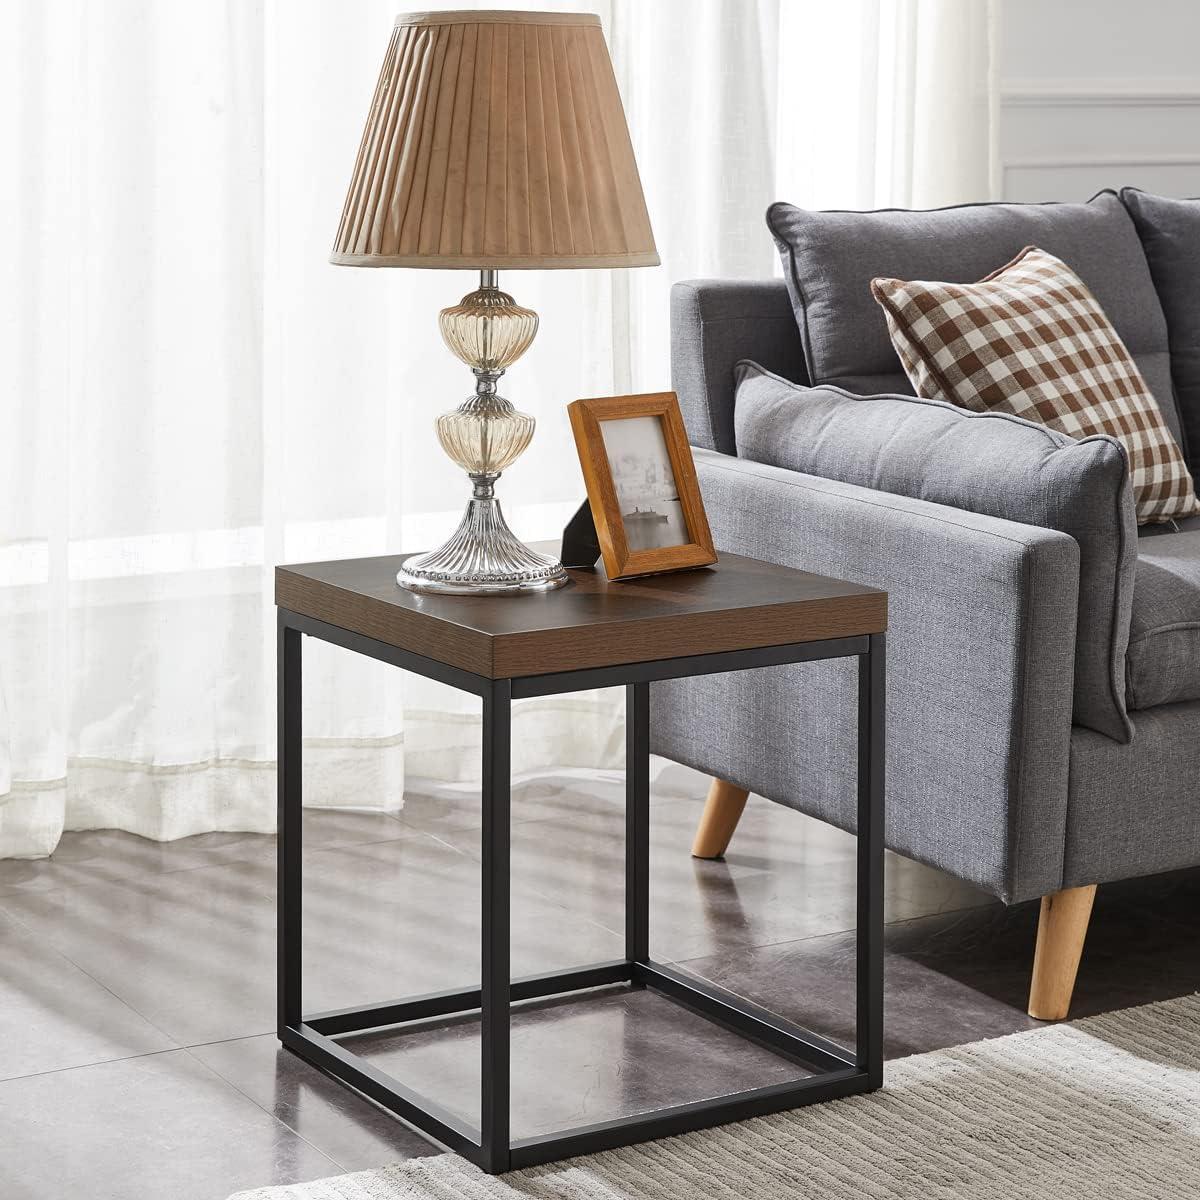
[{"xmin": 331, "ymin": 10, "xmax": 659, "ymax": 269}]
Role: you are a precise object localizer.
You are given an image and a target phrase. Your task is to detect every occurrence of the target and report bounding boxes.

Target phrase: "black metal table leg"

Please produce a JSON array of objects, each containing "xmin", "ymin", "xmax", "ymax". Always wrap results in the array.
[
  {"xmin": 274, "ymin": 609, "xmax": 885, "ymax": 1174},
  {"xmin": 625, "ymin": 682, "xmax": 650, "ymax": 965},
  {"xmin": 481, "ymin": 678, "xmax": 512, "ymax": 1173},
  {"xmin": 277, "ymin": 613, "xmax": 302, "ymax": 1036},
  {"xmin": 856, "ymin": 632, "xmax": 886, "ymax": 1087}
]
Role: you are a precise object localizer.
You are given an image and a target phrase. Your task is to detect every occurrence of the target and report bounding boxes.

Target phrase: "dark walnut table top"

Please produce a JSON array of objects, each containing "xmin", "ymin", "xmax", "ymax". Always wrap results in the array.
[{"xmin": 275, "ymin": 547, "xmax": 887, "ymax": 680}]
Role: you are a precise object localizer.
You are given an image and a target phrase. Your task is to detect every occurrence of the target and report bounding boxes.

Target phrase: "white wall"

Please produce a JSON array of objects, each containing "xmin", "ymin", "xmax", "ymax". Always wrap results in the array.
[{"xmin": 999, "ymin": 0, "xmax": 1200, "ymax": 200}]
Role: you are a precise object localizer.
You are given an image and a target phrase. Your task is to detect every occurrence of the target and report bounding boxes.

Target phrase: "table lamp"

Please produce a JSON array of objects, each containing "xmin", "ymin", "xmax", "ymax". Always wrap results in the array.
[{"xmin": 331, "ymin": 10, "xmax": 659, "ymax": 595}]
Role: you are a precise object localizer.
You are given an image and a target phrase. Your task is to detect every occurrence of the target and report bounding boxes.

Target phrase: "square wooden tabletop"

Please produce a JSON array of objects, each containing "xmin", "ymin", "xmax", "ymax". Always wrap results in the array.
[{"xmin": 275, "ymin": 547, "xmax": 886, "ymax": 680}]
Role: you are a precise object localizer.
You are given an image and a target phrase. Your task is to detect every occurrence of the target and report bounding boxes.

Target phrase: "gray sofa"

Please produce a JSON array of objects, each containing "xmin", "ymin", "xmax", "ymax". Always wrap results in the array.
[{"xmin": 651, "ymin": 188, "xmax": 1200, "ymax": 1019}]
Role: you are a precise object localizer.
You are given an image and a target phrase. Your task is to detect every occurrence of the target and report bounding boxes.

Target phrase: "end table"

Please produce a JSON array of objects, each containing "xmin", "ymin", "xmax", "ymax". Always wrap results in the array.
[{"xmin": 275, "ymin": 549, "xmax": 886, "ymax": 1173}]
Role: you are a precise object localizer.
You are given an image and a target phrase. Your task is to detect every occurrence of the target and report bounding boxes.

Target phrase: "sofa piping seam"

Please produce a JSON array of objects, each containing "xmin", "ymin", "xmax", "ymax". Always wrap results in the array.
[
  {"xmin": 1127, "ymin": 619, "xmax": 1200, "ymax": 646},
  {"xmin": 734, "ymin": 359, "xmax": 1127, "ymax": 456}
]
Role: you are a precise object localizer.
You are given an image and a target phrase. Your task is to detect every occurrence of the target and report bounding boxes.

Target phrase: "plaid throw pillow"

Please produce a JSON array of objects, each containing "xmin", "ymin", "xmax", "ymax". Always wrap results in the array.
[{"xmin": 871, "ymin": 246, "xmax": 1198, "ymax": 524}]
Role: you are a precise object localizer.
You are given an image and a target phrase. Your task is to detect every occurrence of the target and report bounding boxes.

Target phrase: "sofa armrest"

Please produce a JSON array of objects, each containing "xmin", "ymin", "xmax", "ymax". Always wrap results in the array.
[
  {"xmin": 650, "ymin": 450, "xmax": 1081, "ymax": 903},
  {"xmin": 671, "ymin": 279, "xmax": 807, "ymax": 455}
]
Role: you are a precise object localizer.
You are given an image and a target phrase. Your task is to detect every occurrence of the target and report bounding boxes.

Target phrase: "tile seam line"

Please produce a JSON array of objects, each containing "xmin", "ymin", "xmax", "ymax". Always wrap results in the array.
[
  {"xmin": 0, "ymin": 905, "xmax": 185, "ymax": 1056},
  {"xmin": 177, "ymin": 1042, "xmax": 356, "ymax": 1174}
]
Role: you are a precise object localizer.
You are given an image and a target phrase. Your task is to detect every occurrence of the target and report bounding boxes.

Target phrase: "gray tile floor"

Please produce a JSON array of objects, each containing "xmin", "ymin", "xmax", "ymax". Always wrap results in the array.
[{"xmin": 2, "ymin": 761, "xmax": 1197, "ymax": 1199}]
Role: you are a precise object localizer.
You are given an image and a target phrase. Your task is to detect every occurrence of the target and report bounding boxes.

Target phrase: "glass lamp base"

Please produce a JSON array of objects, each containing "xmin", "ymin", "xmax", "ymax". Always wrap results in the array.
[
  {"xmin": 396, "ymin": 495, "xmax": 569, "ymax": 596},
  {"xmin": 403, "ymin": 270, "xmax": 567, "ymax": 596}
]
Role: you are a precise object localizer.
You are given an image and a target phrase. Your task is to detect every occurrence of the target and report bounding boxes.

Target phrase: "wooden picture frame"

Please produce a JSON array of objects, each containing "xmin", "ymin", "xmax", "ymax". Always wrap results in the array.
[{"xmin": 567, "ymin": 392, "xmax": 717, "ymax": 581}]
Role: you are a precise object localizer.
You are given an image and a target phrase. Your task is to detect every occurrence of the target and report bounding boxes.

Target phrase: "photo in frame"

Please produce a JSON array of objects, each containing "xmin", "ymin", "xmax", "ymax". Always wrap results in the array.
[{"xmin": 567, "ymin": 392, "xmax": 717, "ymax": 580}]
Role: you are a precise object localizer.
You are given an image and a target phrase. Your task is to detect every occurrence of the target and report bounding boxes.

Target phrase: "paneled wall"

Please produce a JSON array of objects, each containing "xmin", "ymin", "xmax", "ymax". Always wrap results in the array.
[{"xmin": 999, "ymin": 0, "xmax": 1200, "ymax": 201}]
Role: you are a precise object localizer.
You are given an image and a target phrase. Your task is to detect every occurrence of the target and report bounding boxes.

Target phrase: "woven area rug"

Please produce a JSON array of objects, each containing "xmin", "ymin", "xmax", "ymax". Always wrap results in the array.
[{"xmin": 231, "ymin": 994, "xmax": 1200, "ymax": 1199}]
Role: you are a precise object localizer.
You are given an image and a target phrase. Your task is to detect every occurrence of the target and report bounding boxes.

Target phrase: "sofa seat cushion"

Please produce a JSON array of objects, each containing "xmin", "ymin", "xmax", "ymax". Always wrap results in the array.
[
  {"xmin": 767, "ymin": 190, "xmax": 1187, "ymax": 452},
  {"xmin": 733, "ymin": 360, "xmax": 1137, "ymax": 740},
  {"xmin": 1128, "ymin": 531, "xmax": 1200, "ymax": 710},
  {"xmin": 1121, "ymin": 189, "xmax": 1200, "ymax": 479}
]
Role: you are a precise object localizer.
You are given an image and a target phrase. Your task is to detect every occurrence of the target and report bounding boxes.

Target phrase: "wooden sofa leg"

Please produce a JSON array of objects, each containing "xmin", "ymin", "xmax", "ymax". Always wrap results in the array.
[
  {"xmin": 1028, "ymin": 884, "xmax": 1097, "ymax": 1020},
  {"xmin": 691, "ymin": 778, "xmax": 750, "ymax": 859}
]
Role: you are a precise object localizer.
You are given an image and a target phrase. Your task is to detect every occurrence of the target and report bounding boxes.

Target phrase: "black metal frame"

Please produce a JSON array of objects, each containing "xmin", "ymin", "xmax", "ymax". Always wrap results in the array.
[{"xmin": 277, "ymin": 607, "xmax": 885, "ymax": 1174}]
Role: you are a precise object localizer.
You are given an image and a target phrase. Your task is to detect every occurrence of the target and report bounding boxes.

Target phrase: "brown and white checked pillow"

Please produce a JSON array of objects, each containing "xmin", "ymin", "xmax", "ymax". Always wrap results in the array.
[{"xmin": 870, "ymin": 245, "xmax": 1198, "ymax": 525}]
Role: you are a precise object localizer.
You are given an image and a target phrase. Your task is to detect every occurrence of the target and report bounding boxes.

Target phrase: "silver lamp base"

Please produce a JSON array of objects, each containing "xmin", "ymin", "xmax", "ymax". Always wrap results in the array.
[{"xmin": 397, "ymin": 494, "xmax": 568, "ymax": 596}]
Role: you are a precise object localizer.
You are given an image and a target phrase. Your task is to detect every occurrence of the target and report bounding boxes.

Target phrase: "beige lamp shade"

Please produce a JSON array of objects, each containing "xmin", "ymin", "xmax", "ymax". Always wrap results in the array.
[{"xmin": 331, "ymin": 10, "xmax": 659, "ymax": 269}]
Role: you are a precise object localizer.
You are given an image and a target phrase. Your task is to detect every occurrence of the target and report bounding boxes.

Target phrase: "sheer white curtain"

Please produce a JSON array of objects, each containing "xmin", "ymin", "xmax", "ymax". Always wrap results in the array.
[
  {"xmin": 776, "ymin": 0, "xmax": 999, "ymax": 210},
  {"xmin": 0, "ymin": 0, "xmax": 996, "ymax": 859}
]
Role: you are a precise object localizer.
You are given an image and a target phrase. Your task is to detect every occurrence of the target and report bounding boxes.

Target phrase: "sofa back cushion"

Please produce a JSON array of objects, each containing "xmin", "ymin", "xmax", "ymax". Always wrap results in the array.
[
  {"xmin": 767, "ymin": 190, "xmax": 1187, "ymax": 454},
  {"xmin": 1121, "ymin": 189, "xmax": 1200, "ymax": 479},
  {"xmin": 733, "ymin": 360, "xmax": 1137, "ymax": 741}
]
